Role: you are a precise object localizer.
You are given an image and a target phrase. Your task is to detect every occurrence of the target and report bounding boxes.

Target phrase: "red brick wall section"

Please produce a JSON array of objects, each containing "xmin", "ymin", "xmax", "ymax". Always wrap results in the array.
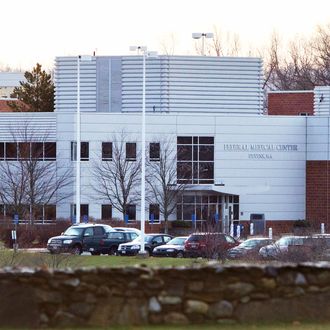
[
  {"xmin": 268, "ymin": 92, "xmax": 314, "ymax": 116},
  {"xmin": 306, "ymin": 161, "xmax": 330, "ymax": 229}
]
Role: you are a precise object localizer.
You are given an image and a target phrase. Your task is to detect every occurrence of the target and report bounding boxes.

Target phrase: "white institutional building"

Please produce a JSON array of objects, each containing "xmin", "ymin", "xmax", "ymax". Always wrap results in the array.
[{"xmin": 0, "ymin": 55, "xmax": 329, "ymax": 234}]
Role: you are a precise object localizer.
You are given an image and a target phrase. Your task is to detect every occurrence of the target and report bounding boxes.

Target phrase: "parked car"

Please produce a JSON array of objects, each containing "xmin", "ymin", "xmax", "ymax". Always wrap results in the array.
[
  {"xmin": 84, "ymin": 230, "xmax": 139, "ymax": 255},
  {"xmin": 117, "ymin": 234, "xmax": 173, "ymax": 256},
  {"xmin": 152, "ymin": 236, "xmax": 188, "ymax": 258},
  {"xmin": 113, "ymin": 227, "xmax": 141, "ymax": 235},
  {"xmin": 259, "ymin": 236, "xmax": 308, "ymax": 260},
  {"xmin": 184, "ymin": 232, "xmax": 239, "ymax": 258},
  {"xmin": 47, "ymin": 223, "xmax": 113, "ymax": 255},
  {"xmin": 227, "ymin": 237, "xmax": 275, "ymax": 260}
]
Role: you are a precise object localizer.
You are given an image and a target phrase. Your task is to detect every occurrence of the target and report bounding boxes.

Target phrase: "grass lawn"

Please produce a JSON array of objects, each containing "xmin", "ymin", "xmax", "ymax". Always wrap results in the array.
[{"xmin": 0, "ymin": 249, "xmax": 209, "ymax": 269}]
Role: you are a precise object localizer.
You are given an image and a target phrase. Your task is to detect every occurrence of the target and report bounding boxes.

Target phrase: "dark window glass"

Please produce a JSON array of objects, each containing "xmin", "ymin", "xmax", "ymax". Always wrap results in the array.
[
  {"xmin": 81, "ymin": 142, "xmax": 89, "ymax": 161},
  {"xmin": 0, "ymin": 143, "xmax": 4, "ymax": 160},
  {"xmin": 183, "ymin": 195, "xmax": 195, "ymax": 203},
  {"xmin": 101, "ymin": 204, "xmax": 112, "ymax": 220},
  {"xmin": 71, "ymin": 142, "xmax": 89, "ymax": 161},
  {"xmin": 18, "ymin": 142, "xmax": 30, "ymax": 159},
  {"xmin": 193, "ymin": 136, "xmax": 198, "ymax": 144},
  {"xmin": 81, "ymin": 204, "xmax": 89, "ymax": 220},
  {"xmin": 31, "ymin": 142, "xmax": 43, "ymax": 159},
  {"xmin": 71, "ymin": 142, "xmax": 77, "ymax": 161},
  {"xmin": 127, "ymin": 204, "xmax": 136, "ymax": 221},
  {"xmin": 199, "ymin": 162, "xmax": 214, "ymax": 180},
  {"xmin": 177, "ymin": 145, "xmax": 192, "ymax": 161},
  {"xmin": 209, "ymin": 196, "xmax": 218, "ymax": 203},
  {"xmin": 177, "ymin": 136, "xmax": 192, "ymax": 144},
  {"xmin": 149, "ymin": 143, "xmax": 160, "ymax": 160},
  {"xmin": 233, "ymin": 204, "xmax": 239, "ymax": 220},
  {"xmin": 233, "ymin": 195, "xmax": 239, "ymax": 203},
  {"xmin": 94, "ymin": 226, "xmax": 104, "ymax": 236},
  {"xmin": 149, "ymin": 204, "xmax": 160, "ymax": 221},
  {"xmin": 176, "ymin": 204, "xmax": 182, "ymax": 220},
  {"xmin": 44, "ymin": 142, "xmax": 56, "ymax": 160},
  {"xmin": 34, "ymin": 205, "xmax": 43, "ymax": 221},
  {"xmin": 102, "ymin": 142, "xmax": 113, "ymax": 160},
  {"xmin": 177, "ymin": 162, "xmax": 192, "ymax": 183},
  {"xmin": 126, "ymin": 143, "xmax": 136, "ymax": 160},
  {"xmin": 199, "ymin": 137, "xmax": 214, "ymax": 144},
  {"xmin": 44, "ymin": 205, "xmax": 56, "ymax": 220},
  {"xmin": 199, "ymin": 145, "xmax": 214, "ymax": 161},
  {"xmin": 193, "ymin": 145, "xmax": 198, "ymax": 161},
  {"xmin": 182, "ymin": 204, "xmax": 195, "ymax": 221},
  {"xmin": 6, "ymin": 142, "xmax": 17, "ymax": 160}
]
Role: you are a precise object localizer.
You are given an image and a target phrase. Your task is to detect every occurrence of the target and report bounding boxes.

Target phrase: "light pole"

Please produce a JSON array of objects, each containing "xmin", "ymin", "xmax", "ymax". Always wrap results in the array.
[
  {"xmin": 76, "ymin": 55, "xmax": 92, "ymax": 224},
  {"xmin": 192, "ymin": 32, "xmax": 214, "ymax": 56},
  {"xmin": 129, "ymin": 46, "xmax": 157, "ymax": 255}
]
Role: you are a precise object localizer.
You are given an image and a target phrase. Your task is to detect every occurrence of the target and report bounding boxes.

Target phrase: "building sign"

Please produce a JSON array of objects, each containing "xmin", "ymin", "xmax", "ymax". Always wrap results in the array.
[{"xmin": 224, "ymin": 143, "xmax": 299, "ymax": 160}]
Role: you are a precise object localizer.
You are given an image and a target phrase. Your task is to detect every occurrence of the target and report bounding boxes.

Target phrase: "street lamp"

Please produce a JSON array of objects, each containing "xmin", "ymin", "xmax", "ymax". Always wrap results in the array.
[
  {"xmin": 192, "ymin": 32, "xmax": 214, "ymax": 56},
  {"xmin": 129, "ymin": 46, "xmax": 157, "ymax": 255},
  {"xmin": 76, "ymin": 55, "xmax": 92, "ymax": 223}
]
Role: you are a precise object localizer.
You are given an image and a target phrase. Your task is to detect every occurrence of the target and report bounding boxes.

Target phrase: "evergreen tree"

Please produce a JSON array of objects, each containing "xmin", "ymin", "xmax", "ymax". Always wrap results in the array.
[{"xmin": 9, "ymin": 63, "xmax": 54, "ymax": 112}]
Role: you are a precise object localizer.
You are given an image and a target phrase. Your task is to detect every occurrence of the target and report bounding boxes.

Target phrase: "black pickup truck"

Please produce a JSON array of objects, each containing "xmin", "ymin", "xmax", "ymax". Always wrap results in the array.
[{"xmin": 84, "ymin": 230, "xmax": 139, "ymax": 255}]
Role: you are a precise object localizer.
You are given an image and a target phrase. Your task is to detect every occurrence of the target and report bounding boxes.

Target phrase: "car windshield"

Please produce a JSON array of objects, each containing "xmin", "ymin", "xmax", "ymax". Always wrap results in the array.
[
  {"xmin": 167, "ymin": 237, "xmax": 187, "ymax": 245},
  {"xmin": 276, "ymin": 237, "xmax": 304, "ymax": 246},
  {"xmin": 63, "ymin": 227, "xmax": 84, "ymax": 236},
  {"xmin": 239, "ymin": 239, "xmax": 262, "ymax": 247},
  {"xmin": 131, "ymin": 235, "xmax": 154, "ymax": 243}
]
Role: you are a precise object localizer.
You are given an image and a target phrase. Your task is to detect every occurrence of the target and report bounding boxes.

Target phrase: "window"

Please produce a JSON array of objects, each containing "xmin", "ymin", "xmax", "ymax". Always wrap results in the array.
[
  {"xmin": 126, "ymin": 143, "xmax": 136, "ymax": 160},
  {"xmin": 127, "ymin": 204, "xmax": 136, "ymax": 221},
  {"xmin": 152, "ymin": 236, "xmax": 163, "ymax": 244},
  {"xmin": 149, "ymin": 204, "xmax": 160, "ymax": 222},
  {"xmin": 71, "ymin": 204, "xmax": 89, "ymax": 222},
  {"xmin": 149, "ymin": 143, "xmax": 160, "ymax": 161},
  {"xmin": 6, "ymin": 142, "xmax": 17, "ymax": 160},
  {"xmin": 94, "ymin": 226, "xmax": 104, "ymax": 236},
  {"xmin": 31, "ymin": 143, "xmax": 43, "ymax": 159},
  {"xmin": 0, "ymin": 143, "xmax": 4, "ymax": 160},
  {"xmin": 108, "ymin": 232, "xmax": 125, "ymax": 240},
  {"xmin": 101, "ymin": 204, "xmax": 112, "ymax": 220},
  {"xmin": 177, "ymin": 136, "xmax": 214, "ymax": 184},
  {"xmin": 102, "ymin": 142, "xmax": 113, "ymax": 160},
  {"xmin": 44, "ymin": 142, "xmax": 56, "ymax": 160},
  {"xmin": 18, "ymin": 142, "xmax": 30, "ymax": 159},
  {"xmin": 44, "ymin": 205, "xmax": 56, "ymax": 220},
  {"xmin": 71, "ymin": 142, "xmax": 89, "ymax": 161}
]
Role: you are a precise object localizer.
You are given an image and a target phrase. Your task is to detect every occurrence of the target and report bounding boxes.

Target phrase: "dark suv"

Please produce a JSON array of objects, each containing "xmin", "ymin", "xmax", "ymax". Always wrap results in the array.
[
  {"xmin": 47, "ymin": 223, "xmax": 113, "ymax": 255},
  {"xmin": 84, "ymin": 230, "xmax": 139, "ymax": 255},
  {"xmin": 184, "ymin": 232, "xmax": 239, "ymax": 258}
]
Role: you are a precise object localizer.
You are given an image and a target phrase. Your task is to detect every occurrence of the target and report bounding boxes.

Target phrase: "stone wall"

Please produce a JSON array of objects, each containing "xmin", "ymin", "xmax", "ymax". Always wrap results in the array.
[{"xmin": 1, "ymin": 263, "xmax": 330, "ymax": 328}]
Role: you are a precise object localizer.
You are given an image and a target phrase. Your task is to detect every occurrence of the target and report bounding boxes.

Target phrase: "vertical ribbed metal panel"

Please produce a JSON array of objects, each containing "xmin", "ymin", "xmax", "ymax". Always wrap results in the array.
[
  {"xmin": 0, "ymin": 113, "xmax": 56, "ymax": 140},
  {"xmin": 55, "ymin": 56, "xmax": 97, "ymax": 112},
  {"xmin": 314, "ymin": 86, "xmax": 330, "ymax": 116}
]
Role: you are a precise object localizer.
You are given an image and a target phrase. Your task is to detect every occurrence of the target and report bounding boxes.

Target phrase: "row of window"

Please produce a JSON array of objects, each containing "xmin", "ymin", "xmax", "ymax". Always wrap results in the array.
[
  {"xmin": 71, "ymin": 142, "xmax": 161, "ymax": 162},
  {"xmin": 0, "ymin": 204, "xmax": 56, "ymax": 220},
  {"xmin": 71, "ymin": 204, "xmax": 160, "ymax": 222},
  {"xmin": 0, "ymin": 142, "xmax": 56, "ymax": 161}
]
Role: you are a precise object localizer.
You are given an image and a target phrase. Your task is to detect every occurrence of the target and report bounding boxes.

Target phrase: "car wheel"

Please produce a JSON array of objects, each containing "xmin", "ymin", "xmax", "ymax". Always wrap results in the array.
[
  {"xmin": 71, "ymin": 245, "xmax": 82, "ymax": 255},
  {"xmin": 176, "ymin": 251, "xmax": 184, "ymax": 258},
  {"xmin": 109, "ymin": 246, "xmax": 118, "ymax": 256}
]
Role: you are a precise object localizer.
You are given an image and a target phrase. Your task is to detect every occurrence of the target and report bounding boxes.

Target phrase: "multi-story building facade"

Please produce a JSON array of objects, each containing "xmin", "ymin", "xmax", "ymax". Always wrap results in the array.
[{"xmin": 0, "ymin": 55, "xmax": 330, "ymax": 234}]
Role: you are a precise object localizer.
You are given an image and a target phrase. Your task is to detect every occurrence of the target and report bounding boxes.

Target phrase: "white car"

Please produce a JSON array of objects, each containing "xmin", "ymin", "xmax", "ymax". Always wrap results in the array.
[
  {"xmin": 113, "ymin": 227, "xmax": 141, "ymax": 235},
  {"xmin": 259, "ymin": 236, "xmax": 307, "ymax": 259}
]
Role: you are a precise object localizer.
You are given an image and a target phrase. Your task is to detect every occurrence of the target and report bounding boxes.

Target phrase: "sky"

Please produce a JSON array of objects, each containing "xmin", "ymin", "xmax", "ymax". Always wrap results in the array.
[{"xmin": 1, "ymin": 0, "xmax": 330, "ymax": 71}]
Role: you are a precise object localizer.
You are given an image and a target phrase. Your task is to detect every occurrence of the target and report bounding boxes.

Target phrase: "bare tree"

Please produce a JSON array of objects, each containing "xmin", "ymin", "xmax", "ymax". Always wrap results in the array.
[
  {"xmin": 92, "ymin": 132, "xmax": 141, "ymax": 221},
  {"xmin": 160, "ymin": 33, "xmax": 177, "ymax": 55},
  {"xmin": 146, "ymin": 137, "xmax": 186, "ymax": 234},
  {"xmin": 0, "ymin": 123, "xmax": 73, "ymax": 223},
  {"xmin": 264, "ymin": 24, "xmax": 330, "ymax": 91}
]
